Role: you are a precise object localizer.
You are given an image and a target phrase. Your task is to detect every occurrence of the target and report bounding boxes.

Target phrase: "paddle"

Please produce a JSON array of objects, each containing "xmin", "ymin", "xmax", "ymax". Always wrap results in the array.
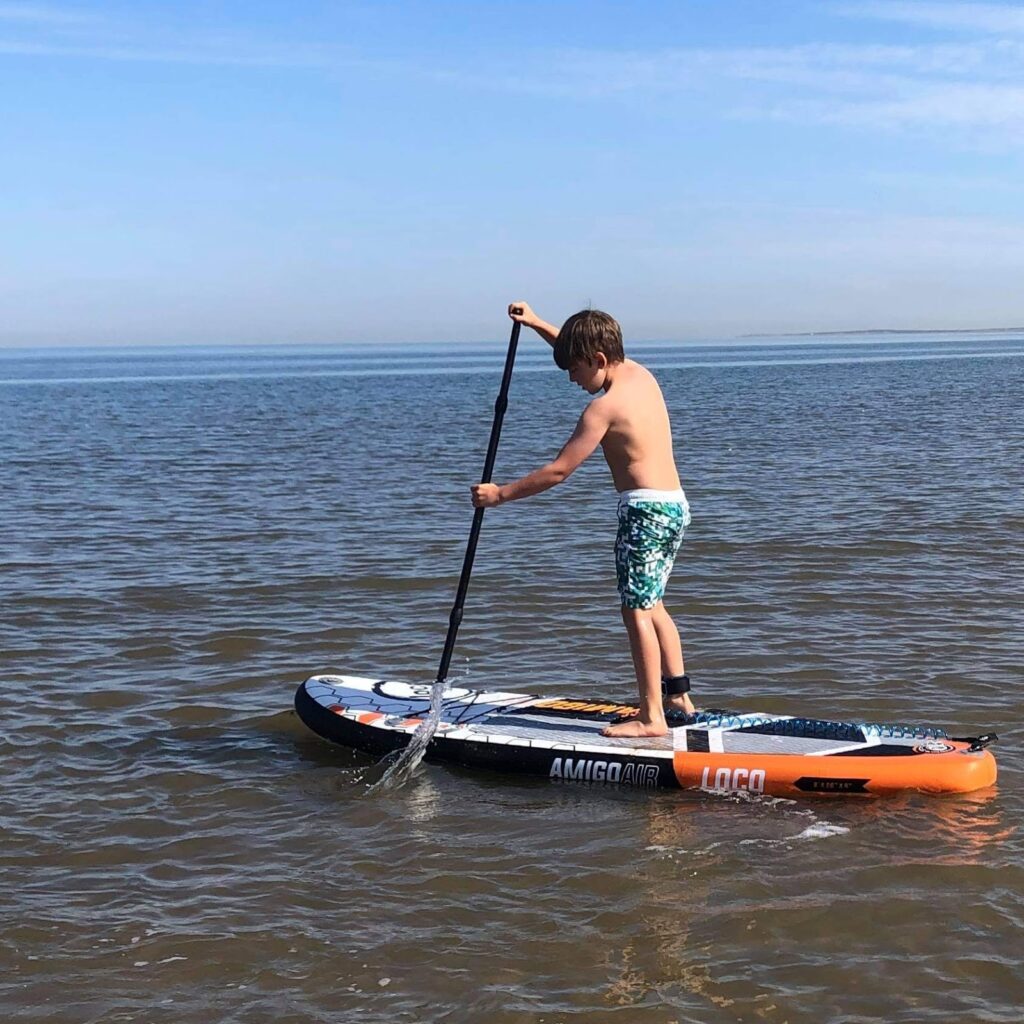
[
  {"xmin": 436, "ymin": 310, "xmax": 523, "ymax": 683},
  {"xmin": 368, "ymin": 310, "xmax": 523, "ymax": 790}
]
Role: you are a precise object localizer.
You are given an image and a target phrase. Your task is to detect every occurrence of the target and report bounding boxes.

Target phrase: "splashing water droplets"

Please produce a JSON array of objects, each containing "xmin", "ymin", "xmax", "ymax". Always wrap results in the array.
[{"xmin": 366, "ymin": 677, "xmax": 447, "ymax": 793}]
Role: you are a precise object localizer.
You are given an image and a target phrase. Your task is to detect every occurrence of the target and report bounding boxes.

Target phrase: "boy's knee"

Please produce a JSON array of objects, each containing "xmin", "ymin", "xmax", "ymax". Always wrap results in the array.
[{"xmin": 620, "ymin": 604, "xmax": 655, "ymax": 626}]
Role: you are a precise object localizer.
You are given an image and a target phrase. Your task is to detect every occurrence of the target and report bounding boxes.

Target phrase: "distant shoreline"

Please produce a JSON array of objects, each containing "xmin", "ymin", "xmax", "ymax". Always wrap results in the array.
[{"xmin": 745, "ymin": 327, "xmax": 1024, "ymax": 338}]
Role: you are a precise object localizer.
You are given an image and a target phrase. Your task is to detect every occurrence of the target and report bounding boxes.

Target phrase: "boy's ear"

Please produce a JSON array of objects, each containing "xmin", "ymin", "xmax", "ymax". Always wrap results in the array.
[{"xmin": 594, "ymin": 351, "xmax": 608, "ymax": 369}]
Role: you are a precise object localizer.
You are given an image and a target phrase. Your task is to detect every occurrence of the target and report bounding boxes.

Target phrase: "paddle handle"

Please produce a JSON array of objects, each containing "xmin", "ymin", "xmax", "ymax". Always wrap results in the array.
[{"xmin": 436, "ymin": 315, "xmax": 522, "ymax": 684}]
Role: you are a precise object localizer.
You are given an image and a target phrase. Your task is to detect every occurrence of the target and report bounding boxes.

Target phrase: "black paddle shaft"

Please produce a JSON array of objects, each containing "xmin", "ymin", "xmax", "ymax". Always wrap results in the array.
[{"xmin": 435, "ymin": 315, "xmax": 523, "ymax": 684}]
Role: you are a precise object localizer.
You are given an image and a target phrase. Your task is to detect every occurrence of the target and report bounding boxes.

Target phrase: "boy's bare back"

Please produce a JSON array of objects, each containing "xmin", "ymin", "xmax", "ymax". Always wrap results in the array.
[{"xmin": 587, "ymin": 358, "xmax": 681, "ymax": 493}]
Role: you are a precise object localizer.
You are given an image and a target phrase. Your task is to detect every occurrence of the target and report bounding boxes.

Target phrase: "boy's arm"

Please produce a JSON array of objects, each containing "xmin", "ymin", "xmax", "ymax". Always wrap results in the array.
[
  {"xmin": 471, "ymin": 402, "xmax": 608, "ymax": 507},
  {"xmin": 509, "ymin": 301, "xmax": 559, "ymax": 348}
]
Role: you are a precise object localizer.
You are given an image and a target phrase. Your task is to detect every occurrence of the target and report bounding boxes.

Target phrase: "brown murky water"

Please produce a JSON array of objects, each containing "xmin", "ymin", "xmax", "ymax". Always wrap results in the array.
[{"xmin": 2, "ymin": 335, "xmax": 1022, "ymax": 1022}]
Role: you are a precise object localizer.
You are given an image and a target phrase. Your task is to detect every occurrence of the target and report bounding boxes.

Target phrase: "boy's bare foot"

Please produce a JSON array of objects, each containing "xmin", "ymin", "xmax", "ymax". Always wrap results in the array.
[
  {"xmin": 665, "ymin": 694, "xmax": 695, "ymax": 715},
  {"xmin": 601, "ymin": 718, "xmax": 669, "ymax": 738}
]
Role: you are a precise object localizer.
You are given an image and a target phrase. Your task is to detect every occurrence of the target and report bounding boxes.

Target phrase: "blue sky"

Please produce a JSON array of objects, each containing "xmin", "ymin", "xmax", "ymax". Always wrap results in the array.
[{"xmin": 3, "ymin": 1, "xmax": 1024, "ymax": 346}]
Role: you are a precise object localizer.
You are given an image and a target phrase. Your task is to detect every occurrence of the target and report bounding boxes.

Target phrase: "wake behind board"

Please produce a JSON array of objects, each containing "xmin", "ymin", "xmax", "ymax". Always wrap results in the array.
[{"xmin": 295, "ymin": 675, "xmax": 997, "ymax": 797}]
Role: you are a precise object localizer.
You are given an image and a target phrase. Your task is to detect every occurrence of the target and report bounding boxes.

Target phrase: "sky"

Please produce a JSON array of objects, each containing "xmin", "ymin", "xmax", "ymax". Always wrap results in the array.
[{"xmin": 3, "ymin": 0, "xmax": 1024, "ymax": 346}]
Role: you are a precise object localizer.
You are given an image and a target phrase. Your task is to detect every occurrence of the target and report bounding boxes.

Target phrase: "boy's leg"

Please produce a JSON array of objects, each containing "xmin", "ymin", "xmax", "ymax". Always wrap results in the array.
[
  {"xmin": 652, "ymin": 600, "xmax": 684, "ymax": 677},
  {"xmin": 651, "ymin": 601, "xmax": 694, "ymax": 714},
  {"xmin": 601, "ymin": 606, "xmax": 668, "ymax": 737}
]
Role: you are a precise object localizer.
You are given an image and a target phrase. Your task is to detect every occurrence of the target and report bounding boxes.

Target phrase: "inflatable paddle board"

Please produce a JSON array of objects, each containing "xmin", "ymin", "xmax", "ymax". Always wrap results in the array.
[{"xmin": 295, "ymin": 675, "xmax": 997, "ymax": 797}]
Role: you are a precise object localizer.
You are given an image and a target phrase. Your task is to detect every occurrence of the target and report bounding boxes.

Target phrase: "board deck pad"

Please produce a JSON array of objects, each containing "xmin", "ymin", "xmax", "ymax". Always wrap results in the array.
[{"xmin": 295, "ymin": 675, "xmax": 997, "ymax": 797}]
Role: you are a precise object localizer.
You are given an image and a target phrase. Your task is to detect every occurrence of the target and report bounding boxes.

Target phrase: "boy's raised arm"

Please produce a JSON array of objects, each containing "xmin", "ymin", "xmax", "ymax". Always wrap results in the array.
[{"xmin": 509, "ymin": 301, "xmax": 559, "ymax": 348}]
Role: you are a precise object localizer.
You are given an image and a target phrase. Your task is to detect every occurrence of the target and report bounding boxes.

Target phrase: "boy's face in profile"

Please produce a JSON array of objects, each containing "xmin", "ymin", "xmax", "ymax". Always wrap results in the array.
[{"xmin": 567, "ymin": 354, "xmax": 609, "ymax": 394}]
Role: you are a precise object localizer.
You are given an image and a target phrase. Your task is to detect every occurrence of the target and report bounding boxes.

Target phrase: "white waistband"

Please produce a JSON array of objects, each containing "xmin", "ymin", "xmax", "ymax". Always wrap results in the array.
[{"xmin": 618, "ymin": 487, "xmax": 688, "ymax": 507}]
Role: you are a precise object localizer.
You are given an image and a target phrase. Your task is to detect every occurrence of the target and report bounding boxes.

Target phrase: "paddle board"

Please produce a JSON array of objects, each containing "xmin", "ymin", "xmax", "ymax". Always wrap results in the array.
[{"xmin": 295, "ymin": 674, "xmax": 997, "ymax": 797}]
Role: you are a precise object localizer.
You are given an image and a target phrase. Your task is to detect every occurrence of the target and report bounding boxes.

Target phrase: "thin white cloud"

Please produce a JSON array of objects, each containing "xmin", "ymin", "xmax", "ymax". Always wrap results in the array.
[
  {"xmin": 0, "ymin": 2, "xmax": 343, "ymax": 67},
  {"xmin": 425, "ymin": 33, "xmax": 1024, "ymax": 99},
  {"xmin": 425, "ymin": 36, "xmax": 1024, "ymax": 142},
  {"xmin": 773, "ymin": 83, "xmax": 1024, "ymax": 132},
  {"xmin": 3, "ymin": 3, "xmax": 1024, "ymax": 143},
  {"xmin": 0, "ymin": 37, "xmax": 333, "ymax": 67},
  {"xmin": 0, "ymin": 3, "xmax": 93, "ymax": 24},
  {"xmin": 837, "ymin": 1, "xmax": 1024, "ymax": 34}
]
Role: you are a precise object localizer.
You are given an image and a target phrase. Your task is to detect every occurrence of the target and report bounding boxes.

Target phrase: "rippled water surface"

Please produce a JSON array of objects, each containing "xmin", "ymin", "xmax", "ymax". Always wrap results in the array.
[{"xmin": 2, "ymin": 333, "xmax": 1022, "ymax": 1022}]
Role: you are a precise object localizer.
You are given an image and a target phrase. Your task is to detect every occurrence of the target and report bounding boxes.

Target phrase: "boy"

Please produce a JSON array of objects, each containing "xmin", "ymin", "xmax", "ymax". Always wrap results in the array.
[{"xmin": 470, "ymin": 302, "xmax": 693, "ymax": 738}]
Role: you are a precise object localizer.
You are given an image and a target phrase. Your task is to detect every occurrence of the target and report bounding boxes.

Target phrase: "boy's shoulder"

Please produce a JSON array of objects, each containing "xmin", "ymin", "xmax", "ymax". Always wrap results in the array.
[
  {"xmin": 590, "ymin": 362, "xmax": 652, "ymax": 415},
  {"xmin": 617, "ymin": 358, "xmax": 659, "ymax": 390}
]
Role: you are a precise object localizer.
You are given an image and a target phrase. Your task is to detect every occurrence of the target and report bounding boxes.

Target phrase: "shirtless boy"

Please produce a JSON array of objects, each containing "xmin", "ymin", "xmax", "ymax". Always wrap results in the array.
[{"xmin": 470, "ymin": 302, "xmax": 693, "ymax": 738}]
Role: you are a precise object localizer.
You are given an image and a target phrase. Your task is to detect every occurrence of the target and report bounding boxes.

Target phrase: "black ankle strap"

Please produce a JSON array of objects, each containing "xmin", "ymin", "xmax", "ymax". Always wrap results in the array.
[{"xmin": 662, "ymin": 673, "xmax": 691, "ymax": 695}]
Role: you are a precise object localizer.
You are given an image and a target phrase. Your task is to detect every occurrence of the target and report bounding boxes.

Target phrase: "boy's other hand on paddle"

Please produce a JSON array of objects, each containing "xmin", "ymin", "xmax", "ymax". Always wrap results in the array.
[
  {"xmin": 471, "ymin": 483, "xmax": 502, "ymax": 508},
  {"xmin": 508, "ymin": 302, "xmax": 536, "ymax": 327}
]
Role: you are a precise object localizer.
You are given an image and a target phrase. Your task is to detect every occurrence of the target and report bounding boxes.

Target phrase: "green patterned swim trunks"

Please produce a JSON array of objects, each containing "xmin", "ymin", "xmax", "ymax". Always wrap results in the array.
[{"xmin": 615, "ymin": 488, "xmax": 691, "ymax": 610}]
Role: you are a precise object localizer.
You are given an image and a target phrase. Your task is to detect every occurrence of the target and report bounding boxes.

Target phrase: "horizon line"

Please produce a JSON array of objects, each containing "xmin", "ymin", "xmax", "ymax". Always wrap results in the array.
[{"xmin": 3, "ymin": 325, "xmax": 1024, "ymax": 356}]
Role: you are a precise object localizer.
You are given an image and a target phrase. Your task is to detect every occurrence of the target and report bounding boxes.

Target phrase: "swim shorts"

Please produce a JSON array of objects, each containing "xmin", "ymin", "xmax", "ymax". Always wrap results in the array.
[{"xmin": 614, "ymin": 488, "xmax": 690, "ymax": 610}]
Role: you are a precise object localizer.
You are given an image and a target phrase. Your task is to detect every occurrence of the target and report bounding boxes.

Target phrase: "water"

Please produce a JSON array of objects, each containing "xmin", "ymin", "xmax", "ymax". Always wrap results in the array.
[
  {"xmin": 2, "ymin": 332, "xmax": 1022, "ymax": 1022},
  {"xmin": 368, "ymin": 678, "xmax": 446, "ymax": 793}
]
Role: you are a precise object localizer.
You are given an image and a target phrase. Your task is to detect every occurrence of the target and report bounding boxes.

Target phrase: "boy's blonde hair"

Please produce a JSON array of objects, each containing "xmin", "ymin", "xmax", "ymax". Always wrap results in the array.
[{"xmin": 553, "ymin": 310, "xmax": 625, "ymax": 370}]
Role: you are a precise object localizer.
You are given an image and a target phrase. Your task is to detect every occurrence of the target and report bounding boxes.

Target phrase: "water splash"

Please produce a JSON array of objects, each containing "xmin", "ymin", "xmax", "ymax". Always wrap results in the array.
[
  {"xmin": 366, "ymin": 678, "xmax": 446, "ymax": 793},
  {"xmin": 366, "ymin": 658, "xmax": 471, "ymax": 793}
]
